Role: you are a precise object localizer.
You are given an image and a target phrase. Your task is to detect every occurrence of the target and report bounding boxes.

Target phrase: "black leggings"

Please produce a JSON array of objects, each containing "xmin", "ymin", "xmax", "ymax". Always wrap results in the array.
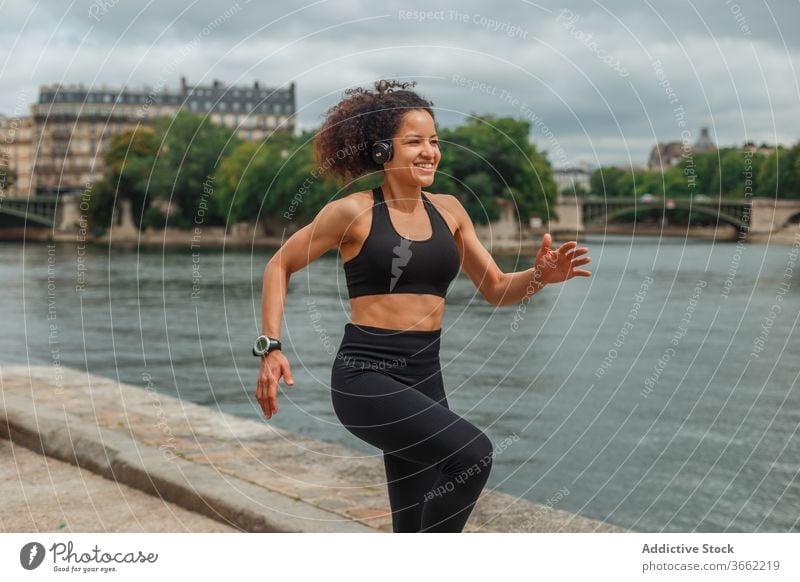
[{"xmin": 330, "ymin": 323, "xmax": 493, "ymax": 533}]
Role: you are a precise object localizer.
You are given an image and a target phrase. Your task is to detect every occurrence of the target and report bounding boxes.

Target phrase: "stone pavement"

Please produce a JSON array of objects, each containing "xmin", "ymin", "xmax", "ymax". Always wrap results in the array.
[
  {"xmin": 0, "ymin": 438, "xmax": 239, "ymax": 532},
  {"xmin": 1, "ymin": 364, "xmax": 626, "ymax": 533}
]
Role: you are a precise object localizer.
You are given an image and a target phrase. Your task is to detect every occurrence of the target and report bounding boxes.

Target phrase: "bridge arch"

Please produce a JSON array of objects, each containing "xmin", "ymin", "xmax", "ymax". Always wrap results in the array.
[
  {"xmin": 0, "ymin": 207, "xmax": 54, "ymax": 227},
  {"xmin": 587, "ymin": 202, "xmax": 747, "ymax": 230},
  {"xmin": 782, "ymin": 211, "xmax": 800, "ymax": 227}
]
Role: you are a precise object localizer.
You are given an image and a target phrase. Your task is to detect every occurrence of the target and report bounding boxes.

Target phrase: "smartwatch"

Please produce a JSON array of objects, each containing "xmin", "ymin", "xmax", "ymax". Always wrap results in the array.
[{"xmin": 253, "ymin": 335, "xmax": 282, "ymax": 357}]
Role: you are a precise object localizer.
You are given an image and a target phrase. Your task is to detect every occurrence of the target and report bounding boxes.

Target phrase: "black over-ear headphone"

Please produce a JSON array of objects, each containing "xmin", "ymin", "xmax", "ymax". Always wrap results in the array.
[{"xmin": 370, "ymin": 140, "xmax": 393, "ymax": 165}]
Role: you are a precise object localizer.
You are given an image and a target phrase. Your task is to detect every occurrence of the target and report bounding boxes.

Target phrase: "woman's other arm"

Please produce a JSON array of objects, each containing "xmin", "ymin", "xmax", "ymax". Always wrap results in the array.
[
  {"xmin": 256, "ymin": 197, "xmax": 355, "ymax": 418},
  {"xmin": 448, "ymin": 196, "xmax": 591, "ymax": 307}
]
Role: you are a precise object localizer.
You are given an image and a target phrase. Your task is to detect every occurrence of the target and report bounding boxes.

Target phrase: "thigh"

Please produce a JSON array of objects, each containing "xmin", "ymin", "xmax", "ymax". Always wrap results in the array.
[
  {"xmin": 394, "ymin": 367, "xmax": 449, "ymax": 410},
  {"xmin": 330, "ymin": 365, "xmax": 484, "ymax": 469}
]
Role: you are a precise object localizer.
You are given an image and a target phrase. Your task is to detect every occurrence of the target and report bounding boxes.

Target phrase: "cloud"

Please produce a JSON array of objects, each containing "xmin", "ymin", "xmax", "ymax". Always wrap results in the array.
[{"xmin": 1, "ymin": 0, "xmax": 797, "ymax": 166}]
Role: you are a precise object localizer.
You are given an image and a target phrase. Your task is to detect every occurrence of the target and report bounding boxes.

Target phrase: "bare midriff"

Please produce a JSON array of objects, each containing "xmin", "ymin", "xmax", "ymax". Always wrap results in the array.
[
  {"xmin": 349, "ymin": 294, "xmax": 445, "ymax": 332},
  {"xmin": 341, "ymin": 190, "xmax": 457, "ymax": 332}
]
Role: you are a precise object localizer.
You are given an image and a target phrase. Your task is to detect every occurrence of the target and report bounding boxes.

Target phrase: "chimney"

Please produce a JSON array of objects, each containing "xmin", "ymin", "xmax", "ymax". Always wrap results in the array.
[
  {"xmin": 181, "ymin": 76, "xmax": 187, "ymax": 91},
  {"xmin": 254, "ymin": 81, "xmax": 259, "ymax": 90}
]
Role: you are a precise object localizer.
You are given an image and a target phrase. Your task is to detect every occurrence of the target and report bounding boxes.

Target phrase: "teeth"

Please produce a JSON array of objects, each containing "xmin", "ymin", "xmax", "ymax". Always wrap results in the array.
[{"xmin": 415, "ymin": 163, "xmax": 433, "ymax": 168}]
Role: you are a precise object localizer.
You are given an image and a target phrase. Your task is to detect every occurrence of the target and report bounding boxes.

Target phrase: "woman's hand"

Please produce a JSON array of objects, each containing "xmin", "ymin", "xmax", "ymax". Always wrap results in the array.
[
  {"xmin": 256, "ymin": 351, "xmax": 295, "ymax": 419},
  {"xmin": 533, "ymin": 232, "xmax": 592, "ymax": 285}
]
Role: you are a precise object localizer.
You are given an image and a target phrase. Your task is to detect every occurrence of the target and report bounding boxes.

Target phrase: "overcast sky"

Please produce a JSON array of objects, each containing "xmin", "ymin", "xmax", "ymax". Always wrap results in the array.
[{"xmin": 2, "ymin": 0, "xmax": 798, "ymax": 167}]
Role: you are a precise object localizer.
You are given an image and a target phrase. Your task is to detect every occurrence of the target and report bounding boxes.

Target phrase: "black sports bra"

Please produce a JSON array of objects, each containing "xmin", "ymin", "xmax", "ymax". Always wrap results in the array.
[{"xmin": 342, "ymin": 185, "xmax": 461, "ymax": 299}]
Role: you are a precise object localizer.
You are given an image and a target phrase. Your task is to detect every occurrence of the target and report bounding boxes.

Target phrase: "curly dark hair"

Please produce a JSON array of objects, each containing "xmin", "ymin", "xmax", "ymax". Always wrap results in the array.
[{"xmin": 313, "ymin": 79, "xmax": 436, "ymax": 181}]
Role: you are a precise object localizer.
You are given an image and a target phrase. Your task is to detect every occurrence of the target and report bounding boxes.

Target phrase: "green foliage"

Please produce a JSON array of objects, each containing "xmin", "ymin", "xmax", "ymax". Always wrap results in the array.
[
  {"xmin": 433, "ymin": 115, "xmax": 558, "ymax": 224},
  {"xmin": 84, "ymin": 179, "xmax": 117, "ymax": 231},
  {"xmin": 93, "ymin": 110, "xmax": 589, "ymax": 235},
  {"xmin": 756, "ymin": 144, "xmax": 800, "ymax": 198},
  {"xmin": 141, "ymin": 206, "xmax": 167, "ymax": 229},
  {"xmin": 590, "ymin": 166, "xmax": 626, "ymax": 198},
  {"xmin": 215, "ymin": 130, "xmax": 342, "ymax": 233},
  {"xmin": 150, "ymin": 111, "xmax": 240, "ymax": 229},
  {"xmin": 592, "ymin": 143, "xmax": 800, "ymax": 199},
  {"xmin": 104, "ymin": 127, "xmax": 160, "ymax": 227}
]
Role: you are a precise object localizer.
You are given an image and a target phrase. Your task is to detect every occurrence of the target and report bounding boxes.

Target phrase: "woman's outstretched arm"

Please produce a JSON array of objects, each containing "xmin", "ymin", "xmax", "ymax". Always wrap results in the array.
[{"xmin": 447, "ymin": 195, "xmax": 591, "ymax": 307}]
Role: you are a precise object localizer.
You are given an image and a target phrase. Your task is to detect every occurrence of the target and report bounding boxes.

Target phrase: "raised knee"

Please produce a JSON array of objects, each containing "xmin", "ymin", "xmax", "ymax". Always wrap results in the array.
[
  {"xmin": 471, "ymin": 432, "xmax": 494, "ymax": 472},
  {"xmin": 447, "ymin": 432, "xmax": 493, "ymax": 477}
]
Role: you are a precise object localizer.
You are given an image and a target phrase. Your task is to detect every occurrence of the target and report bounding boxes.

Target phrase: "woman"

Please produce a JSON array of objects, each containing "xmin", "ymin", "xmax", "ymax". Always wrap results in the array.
[{"xmin": 254, "ymin": 80, "xmax": 591, "ymax": 533}]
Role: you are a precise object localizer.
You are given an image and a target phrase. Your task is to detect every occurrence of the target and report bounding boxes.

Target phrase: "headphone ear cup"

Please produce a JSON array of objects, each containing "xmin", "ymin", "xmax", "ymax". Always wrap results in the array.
[{"xmin": 371, "ymin": 140, "xmax": 393, "ymax": 165}]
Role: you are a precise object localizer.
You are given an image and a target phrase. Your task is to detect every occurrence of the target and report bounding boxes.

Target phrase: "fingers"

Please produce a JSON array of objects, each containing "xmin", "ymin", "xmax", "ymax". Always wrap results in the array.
[
  {"xmin": 256, "ymin": 366, "xmax": 279, "ymax": 419},
  {"xmin": 571, "ymin": 269, "xmax": 592, "ymax": 277},
  {"xmin": 540, "ymin": 232, "xmax": 552, "ymax": 251},
  {"xmin": 557, "ymin": 240, "xmax": 578, "ymax": 254},
  {"xmin": 255, "ymin": 355, "xmax": 297, "ymax": 420},
  {"xmin": 565, "ymin": 246, "xmax": 589, "ymax": 258},
  {"xmin": 267, "ymin": 380, "xmax": 278, "ymax": 418},
  {"xmin": 571, "ymin": 256, "xmax": 591, "ymax": 267},
  {"xmin": 281, "ymin": 360, "xmax": 295, "ymax": 387}
]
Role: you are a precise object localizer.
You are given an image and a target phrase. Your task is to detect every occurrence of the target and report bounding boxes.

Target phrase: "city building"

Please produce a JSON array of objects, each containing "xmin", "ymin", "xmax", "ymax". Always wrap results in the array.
[
  {"xmin": 648, "ymin": 126, "xmax": 717, "ymax": 171},
  {"xmin": 553, "ymin": 162, "xmax": 592, "ymax": 194},
  {"xmin": 2, "ymin": 78, "xmax": 296, "ymax": 197},
  {"xmin": 0, "ymin": 115, "xmax": 35, "ymax": 197},
  {"xmin": 742, "ymin": 141, "xmax": 775, "ymax": 155}
]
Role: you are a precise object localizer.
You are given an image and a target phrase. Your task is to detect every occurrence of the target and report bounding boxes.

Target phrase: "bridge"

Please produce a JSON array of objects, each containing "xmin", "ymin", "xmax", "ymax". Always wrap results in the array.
[
  {"xmin": 550, "ymin": 196, "xmax": 800, "ymax": 238},
  {"xmin": 2, "ymin": 193, "xmax": 799, "ymax": 241},
  {"xmin": 0, "ymin": 194, "xmax": 136, "ymax": 231},
  {"xmin": 0, "ymin": 196, "xmax": 63, "ymax": 227}
]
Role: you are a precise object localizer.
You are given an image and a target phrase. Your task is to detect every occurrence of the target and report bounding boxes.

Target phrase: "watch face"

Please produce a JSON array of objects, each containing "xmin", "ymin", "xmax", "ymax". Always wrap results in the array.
[{"xmin": 254, "ymin": 336, "xmax": 270, "ymax": 354}]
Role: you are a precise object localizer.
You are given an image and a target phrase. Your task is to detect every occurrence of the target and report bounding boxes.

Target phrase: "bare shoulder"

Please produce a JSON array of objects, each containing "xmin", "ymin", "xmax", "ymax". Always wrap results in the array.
[
  {"xmin": 314, "ymin": 190, "xmax": 366, "ymax": 222},
  {"xmin": 424, "ymin": 192, "xmax": 468, "ymax": 229},
  {"xmin": 323, "ymin": 189, "xmax": 373, "ymax": 242},
  {"xmin": 339, "ymin": 189, "xmax": 374, "ymax": 211}
]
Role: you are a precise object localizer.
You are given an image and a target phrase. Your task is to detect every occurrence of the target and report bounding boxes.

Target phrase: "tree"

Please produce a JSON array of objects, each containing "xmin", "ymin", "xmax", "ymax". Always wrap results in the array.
[
  {"xmin": 687, "ymin": 150, "xmax": 719, "ymax": 196},
  {"xmin": 84, "ymin": 178, "xmax": 117, "ymax": 233},
  {"xmin": 434, "ymin": 115, "xmax": 557, "ymax": 224},
  {"xmin": 215, "ymin": 130, "xmax": 341, "ymax": 234},
  {"xmin": 756, "ymin": 144, "xmax": 800, "ymax": 199},
  {"xmin": 708, "ymin": 148, "xmax": 747, "ymax": 197},
  {"xmin": 104, "ymin": 126, "xmax": 160, "ymax": 227},
  {"xmin": 150, "ymin": 111, "xmax": 240, "ymax": 228},
  {"xmin": 590, "ymin": 166, "xmax": 626, "ymax": 197}
]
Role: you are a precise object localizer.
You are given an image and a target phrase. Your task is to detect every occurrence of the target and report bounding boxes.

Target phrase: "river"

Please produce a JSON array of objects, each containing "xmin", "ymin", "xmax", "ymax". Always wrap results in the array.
[{"xmin": 2, "ymin": 233, "xmax": 798, "ymax": 532}]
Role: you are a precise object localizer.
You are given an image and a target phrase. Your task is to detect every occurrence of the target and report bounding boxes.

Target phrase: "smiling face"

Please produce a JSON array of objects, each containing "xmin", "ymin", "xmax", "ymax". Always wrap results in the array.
[{"xmin": 383, "ymin": 109, "xmax": 440, "ymax": 186}]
